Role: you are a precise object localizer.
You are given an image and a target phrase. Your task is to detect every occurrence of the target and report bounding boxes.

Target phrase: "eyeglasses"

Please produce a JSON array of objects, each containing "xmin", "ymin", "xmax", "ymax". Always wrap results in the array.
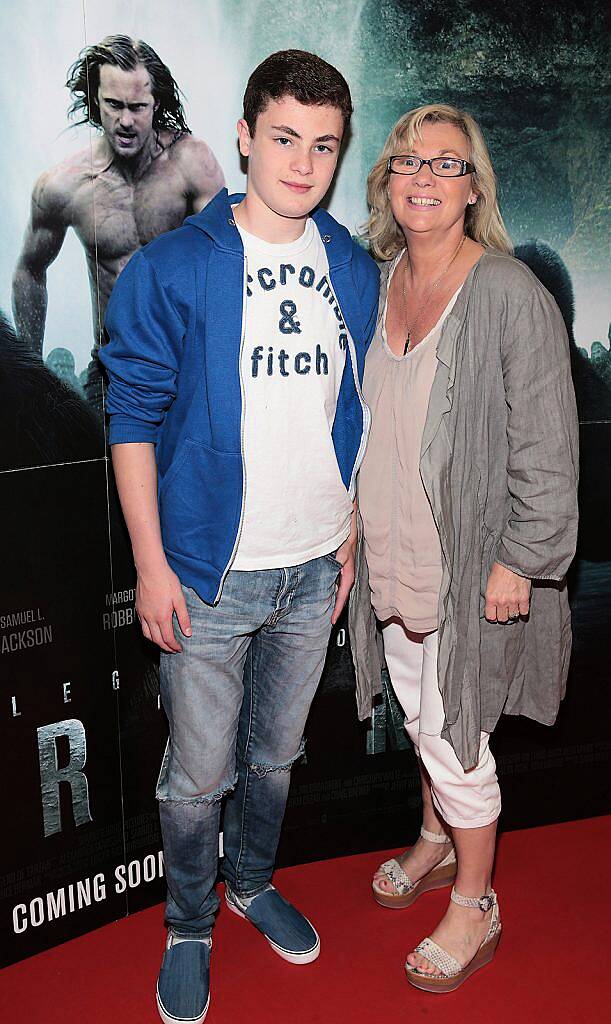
[{"xmin": 387, "ymin": 155, "xmax": 476, "ymax": 178}]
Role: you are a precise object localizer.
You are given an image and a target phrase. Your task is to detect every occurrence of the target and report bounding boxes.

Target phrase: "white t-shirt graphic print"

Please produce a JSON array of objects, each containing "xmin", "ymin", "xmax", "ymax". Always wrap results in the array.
[{"xmin": 232, "ymin": 217, "xmax": 353, "ymax": 570}]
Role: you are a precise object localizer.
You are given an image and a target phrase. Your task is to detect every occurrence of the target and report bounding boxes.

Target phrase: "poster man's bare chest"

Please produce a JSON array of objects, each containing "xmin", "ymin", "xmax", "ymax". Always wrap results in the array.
[{"xmin": 73, "ymin": 163, "xmax": 190, "ymax": 264}]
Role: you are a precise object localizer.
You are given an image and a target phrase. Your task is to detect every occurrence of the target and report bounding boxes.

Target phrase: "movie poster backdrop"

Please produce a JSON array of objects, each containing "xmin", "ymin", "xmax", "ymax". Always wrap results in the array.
[{"xmin": 0, "ymin": 0, "xmax": 608, "ymax": 967}]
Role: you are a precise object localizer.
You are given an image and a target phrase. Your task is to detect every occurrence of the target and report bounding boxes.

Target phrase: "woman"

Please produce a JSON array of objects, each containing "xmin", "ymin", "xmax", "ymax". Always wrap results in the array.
[{"xmin": 350, "ymin": 104, "xmax": 578, "ymax": 992}]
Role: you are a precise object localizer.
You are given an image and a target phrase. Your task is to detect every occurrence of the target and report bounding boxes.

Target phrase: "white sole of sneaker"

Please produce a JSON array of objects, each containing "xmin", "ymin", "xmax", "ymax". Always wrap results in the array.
[
  {"xmin": 225, "ymin": 893, "xmax": 321, "ymax": 965},
  {"xmin": 156, "ymin": 985, "xmax": 210, "ymax": 1024}
]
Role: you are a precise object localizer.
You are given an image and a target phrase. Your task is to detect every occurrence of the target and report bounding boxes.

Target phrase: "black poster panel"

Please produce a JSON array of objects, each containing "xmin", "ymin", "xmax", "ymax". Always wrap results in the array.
[
  {"xmin": 0, "ymin": 460, "xmax": 126, "ymax": 967},
  {"xmin": 107, "ymin": 474, "xmax": 168, "ymax": 916}
]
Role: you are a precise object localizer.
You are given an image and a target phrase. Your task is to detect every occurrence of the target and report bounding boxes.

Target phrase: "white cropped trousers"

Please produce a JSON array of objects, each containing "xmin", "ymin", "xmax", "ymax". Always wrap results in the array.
[{"xmin": 382, "ymin": 621, "xmax": 501, "ymax": 829}]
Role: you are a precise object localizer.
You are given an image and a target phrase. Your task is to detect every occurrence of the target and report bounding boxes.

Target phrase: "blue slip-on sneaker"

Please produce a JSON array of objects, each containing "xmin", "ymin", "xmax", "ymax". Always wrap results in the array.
[
  {"xmin": 225, "ymin": 884, "xmax": 320, "ymax": 964},
  {"xmin": 156, "ymin": 932, "xmax": 211, "ymax": 1024}
]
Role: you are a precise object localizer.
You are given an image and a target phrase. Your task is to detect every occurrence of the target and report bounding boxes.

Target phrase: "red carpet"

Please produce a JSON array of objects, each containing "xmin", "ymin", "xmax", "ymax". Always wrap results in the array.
[{"xmin": 2, "ymin": 816, "xmax": 609, "ymax": 1023}]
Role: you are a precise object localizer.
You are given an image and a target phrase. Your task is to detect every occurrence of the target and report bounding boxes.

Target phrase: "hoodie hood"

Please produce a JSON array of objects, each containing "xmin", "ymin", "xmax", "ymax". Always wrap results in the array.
[{"xmin": 184, "ymin": 188, "xmax": 355, "ymax": 268}]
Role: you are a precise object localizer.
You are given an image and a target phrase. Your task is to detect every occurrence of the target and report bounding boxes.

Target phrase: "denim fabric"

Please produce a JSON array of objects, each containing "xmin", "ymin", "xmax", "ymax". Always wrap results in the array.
[{"xmin": 157, "ymin": 553, "xmax": 341, "ymax": 936}]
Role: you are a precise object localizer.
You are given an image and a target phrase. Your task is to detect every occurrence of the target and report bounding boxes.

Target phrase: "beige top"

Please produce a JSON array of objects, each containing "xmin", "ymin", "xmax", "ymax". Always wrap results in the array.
[{"xmin": 359, "ymin": 252, "xmax": 461, "ymax": 632}]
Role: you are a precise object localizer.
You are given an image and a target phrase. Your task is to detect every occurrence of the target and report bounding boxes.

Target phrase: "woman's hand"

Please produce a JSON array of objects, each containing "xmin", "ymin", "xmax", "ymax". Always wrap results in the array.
[{"xmin": 484, "ymin": 562, "xmax": 531, "ymax": 623}]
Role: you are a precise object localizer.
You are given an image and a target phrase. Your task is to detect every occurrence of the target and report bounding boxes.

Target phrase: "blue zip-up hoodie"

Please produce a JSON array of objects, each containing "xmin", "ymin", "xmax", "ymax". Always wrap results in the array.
[{"xmin": 100, "ymin": 188, "xmax": 380, "ymax": 605}]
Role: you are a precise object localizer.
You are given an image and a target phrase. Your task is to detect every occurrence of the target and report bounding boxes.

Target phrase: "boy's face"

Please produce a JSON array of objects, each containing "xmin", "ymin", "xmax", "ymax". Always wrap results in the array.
[{"xmin": 237, "ymin": 95, "xmax": 344, "ymax": 221}]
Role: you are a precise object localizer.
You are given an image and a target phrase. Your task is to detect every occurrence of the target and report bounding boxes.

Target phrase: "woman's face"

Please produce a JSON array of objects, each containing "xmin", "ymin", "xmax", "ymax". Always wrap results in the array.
[{"xmin": 388, "ymin": 121, "xmax": 477, "ymax": 239}]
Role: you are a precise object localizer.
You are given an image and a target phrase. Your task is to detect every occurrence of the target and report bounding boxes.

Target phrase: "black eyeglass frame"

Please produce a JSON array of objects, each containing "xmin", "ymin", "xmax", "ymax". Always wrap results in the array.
[{"xmin": 387, "ymin": 155, "xmax": 476, "ymax": 177}]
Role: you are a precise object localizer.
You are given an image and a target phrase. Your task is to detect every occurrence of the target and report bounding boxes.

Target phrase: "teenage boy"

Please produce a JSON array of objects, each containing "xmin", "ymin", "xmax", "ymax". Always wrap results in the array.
[{"xmin": 100, "ymin": 49, "xmax": 379, "ymax": 1024}]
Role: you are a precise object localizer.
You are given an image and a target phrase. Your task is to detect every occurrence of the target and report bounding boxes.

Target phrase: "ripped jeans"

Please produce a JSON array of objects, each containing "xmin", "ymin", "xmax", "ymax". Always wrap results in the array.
[{"xmin": 157, "ymin": 554, "xmax": 340, "ymax": 937}]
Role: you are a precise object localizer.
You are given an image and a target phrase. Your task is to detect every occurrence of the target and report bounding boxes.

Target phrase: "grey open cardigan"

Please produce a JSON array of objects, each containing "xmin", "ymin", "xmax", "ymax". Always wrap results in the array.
[{"xmin": 349, "ymin": 251, "xmax": 579, "ymax": 770}]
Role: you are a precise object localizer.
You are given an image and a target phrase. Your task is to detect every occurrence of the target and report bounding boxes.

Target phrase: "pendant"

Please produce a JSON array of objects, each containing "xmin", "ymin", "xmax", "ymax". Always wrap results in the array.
[{"xmin": 403, "ymin": 332, "xmax": 411, "ymax": 356}]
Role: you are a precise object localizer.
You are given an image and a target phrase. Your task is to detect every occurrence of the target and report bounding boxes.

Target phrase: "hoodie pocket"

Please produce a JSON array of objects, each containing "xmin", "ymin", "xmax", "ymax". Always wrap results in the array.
[{"xmin": 159, "ymin": 438, "xmax": 242, "ymax": 567}]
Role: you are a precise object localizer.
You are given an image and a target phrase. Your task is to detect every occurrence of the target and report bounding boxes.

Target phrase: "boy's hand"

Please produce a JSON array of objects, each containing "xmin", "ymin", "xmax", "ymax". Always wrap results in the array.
[
  {"xmin": 331, "ymin": 535, "xmax": 356, "ymax": 625},
  {"xmin": 136, "ymin": 563, "xmax": 192, "ymax": 653}
]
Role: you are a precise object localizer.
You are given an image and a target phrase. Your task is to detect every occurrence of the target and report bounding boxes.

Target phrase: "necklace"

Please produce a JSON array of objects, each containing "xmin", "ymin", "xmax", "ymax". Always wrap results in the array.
[{"xmin": 401, "ymin": 235, "xmax": 466, "ymax": 355}]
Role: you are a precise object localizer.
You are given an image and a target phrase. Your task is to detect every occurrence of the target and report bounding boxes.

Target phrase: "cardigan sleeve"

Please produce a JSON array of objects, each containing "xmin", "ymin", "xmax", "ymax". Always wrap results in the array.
[{"xmin": 495, "ymin": 281, "xmax": 579, "ymax": 580}]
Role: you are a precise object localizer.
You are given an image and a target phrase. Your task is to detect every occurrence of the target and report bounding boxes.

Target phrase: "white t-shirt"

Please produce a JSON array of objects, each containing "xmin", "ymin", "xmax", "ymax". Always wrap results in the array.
[{"xmin": 232, "ymin": 216, "xmax": 352, "ymax": 570}]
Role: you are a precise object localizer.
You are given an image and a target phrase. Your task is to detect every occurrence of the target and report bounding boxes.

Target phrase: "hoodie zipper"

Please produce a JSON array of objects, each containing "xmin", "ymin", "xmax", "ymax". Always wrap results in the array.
[{"xmin": 213, "ymin": 252, "xmax": 248, "ymax": 604}]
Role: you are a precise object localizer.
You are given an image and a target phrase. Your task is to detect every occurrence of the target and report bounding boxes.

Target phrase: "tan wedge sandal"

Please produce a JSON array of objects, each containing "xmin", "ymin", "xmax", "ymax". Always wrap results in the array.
[
  {"xmin": 372, "ymin": 827, "xmax": 457, "ymax": 909},
  {"xmin": 405, "ymin": 887, "xmax": 501, "ymax": 993}
]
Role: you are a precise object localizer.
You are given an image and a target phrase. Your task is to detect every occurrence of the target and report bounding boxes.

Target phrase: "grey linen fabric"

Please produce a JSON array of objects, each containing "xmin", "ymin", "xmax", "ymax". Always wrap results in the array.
[{"xmin": 349, "ymin": 251, "xmax": 579, "ymax": 770}]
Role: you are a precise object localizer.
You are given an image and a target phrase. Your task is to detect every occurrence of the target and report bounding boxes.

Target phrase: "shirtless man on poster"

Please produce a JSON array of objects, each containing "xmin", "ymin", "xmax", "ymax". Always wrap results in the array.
[{"xmin": 12, "ymin": 35, "xmax": 224, "ymax": 410}]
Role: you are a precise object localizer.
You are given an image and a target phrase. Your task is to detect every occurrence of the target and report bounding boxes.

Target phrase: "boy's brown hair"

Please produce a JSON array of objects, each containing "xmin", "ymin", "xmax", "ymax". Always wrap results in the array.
[{"xmin": 243, "ymin": 49, "xmax": 352, "ymax": 135}]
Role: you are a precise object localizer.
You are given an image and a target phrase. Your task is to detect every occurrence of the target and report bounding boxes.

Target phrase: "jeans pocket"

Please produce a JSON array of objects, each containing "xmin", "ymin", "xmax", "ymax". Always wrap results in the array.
[{"xmin": 323, "ymin": 550, "xmax": 343, "ymax": 573}]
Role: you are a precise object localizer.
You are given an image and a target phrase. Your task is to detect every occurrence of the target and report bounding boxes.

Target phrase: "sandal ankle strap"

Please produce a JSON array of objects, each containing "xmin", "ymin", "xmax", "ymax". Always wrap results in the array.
[
  {"xmin": 420, "ymin": 826, "xmax": 451, "ymax": 845},
  {"xmin": 451, "ymin": 886, "xmax": 497, "ymax": 912}
]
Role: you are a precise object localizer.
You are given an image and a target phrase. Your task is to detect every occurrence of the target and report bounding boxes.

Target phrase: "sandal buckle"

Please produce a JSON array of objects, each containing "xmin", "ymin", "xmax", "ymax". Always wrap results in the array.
[{"xmin": 478, "ymin": 894, "xmax": 495, "ymax": 912}]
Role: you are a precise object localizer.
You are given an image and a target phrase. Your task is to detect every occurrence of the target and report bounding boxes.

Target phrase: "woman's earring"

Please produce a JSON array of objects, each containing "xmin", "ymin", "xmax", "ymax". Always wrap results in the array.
[{"xmin": 469, "ymin": 195, "xmax": 477, "ymax": 205}]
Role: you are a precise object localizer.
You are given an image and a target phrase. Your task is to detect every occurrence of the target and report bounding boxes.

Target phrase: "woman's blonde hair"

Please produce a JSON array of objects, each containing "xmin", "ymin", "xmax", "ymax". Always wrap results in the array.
[{"xmin": 364, "ymin": 103, "xmax": 512, "ymax": 260}]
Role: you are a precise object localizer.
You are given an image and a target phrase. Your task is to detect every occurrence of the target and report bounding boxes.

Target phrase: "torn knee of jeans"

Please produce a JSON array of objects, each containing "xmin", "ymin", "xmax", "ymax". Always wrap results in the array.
[
  {"xmin": 247, "ymin": 738, "xmax": 306, "ymax": 779},
  {"xmin": 157, "ymin": 773, "xmax": 237, "ymax": 805}
]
